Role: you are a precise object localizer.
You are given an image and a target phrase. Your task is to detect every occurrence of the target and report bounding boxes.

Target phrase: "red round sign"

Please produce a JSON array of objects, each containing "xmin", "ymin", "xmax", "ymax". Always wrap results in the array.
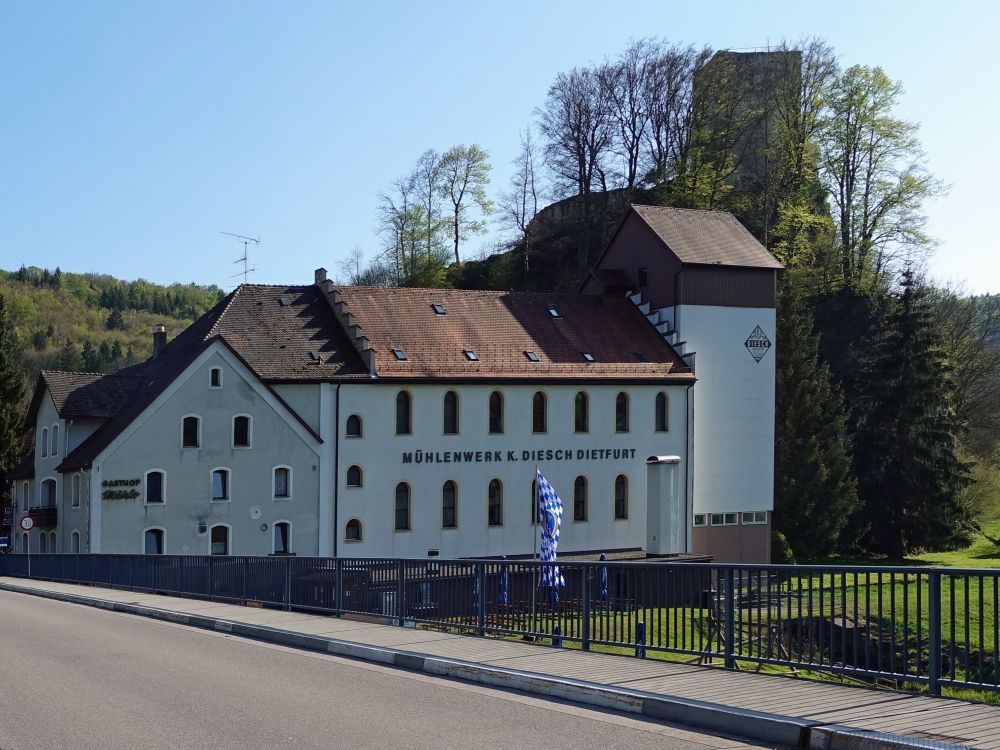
[{"xmin": 19, "ymin": 517, "xmax": 34, "ymax": 531}]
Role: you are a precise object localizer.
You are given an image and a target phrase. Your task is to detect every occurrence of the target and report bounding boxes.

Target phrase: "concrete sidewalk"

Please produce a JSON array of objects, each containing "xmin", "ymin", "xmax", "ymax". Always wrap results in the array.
[{"xmin": 2, "ymin": 577, "xmax": 997, "ymax": 750}]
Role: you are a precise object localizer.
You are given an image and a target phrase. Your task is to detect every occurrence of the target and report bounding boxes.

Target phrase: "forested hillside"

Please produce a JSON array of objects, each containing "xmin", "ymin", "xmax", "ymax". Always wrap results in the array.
[{"xmin": 0, "ymin": 266, "xmax": 225, "ymax": 388}]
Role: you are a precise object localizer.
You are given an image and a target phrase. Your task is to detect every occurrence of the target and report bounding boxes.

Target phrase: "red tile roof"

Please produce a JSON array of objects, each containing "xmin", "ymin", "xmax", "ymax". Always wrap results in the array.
[{"xmin": 331, "ymin": 286, "xmax": 693, "ymax": 381}]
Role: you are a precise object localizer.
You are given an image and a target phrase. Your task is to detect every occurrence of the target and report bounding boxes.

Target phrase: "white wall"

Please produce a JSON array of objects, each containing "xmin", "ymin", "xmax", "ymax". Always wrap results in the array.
[
  {"xmin": 94, "ymin": 347, "xmax": 322, "ymax": 555},
  {"xmin": 675, "ymin": 304, "xmax": 775, "ymax": 514},
  {"xmin": 336, "ymin": 383, "xmax": 688, "ymax": 559}
]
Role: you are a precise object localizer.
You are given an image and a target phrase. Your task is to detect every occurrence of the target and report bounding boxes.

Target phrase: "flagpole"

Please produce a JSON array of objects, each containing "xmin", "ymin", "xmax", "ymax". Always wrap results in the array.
[{"xmin": 531, "ymin": 464, "xmax": 538, "ymax": 635}]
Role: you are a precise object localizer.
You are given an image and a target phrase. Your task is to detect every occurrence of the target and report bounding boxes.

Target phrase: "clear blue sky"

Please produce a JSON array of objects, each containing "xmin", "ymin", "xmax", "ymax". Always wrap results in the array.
[{"xmin": 2, "ymin": 0, "xmax": 997, "ymax": 293}]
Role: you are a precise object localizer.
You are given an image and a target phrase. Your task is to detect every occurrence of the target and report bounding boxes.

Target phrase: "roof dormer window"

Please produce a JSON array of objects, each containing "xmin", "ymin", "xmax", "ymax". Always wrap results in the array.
[
  {"xmin": 582, "ymin": 352, "xmax": 595, "ymax": 362},
  {"xmin": 464, "ymin": 350, "xmax": 479, "ymax": 361},
  {"xmin": 547, "ymin": 307, "xmax": 560, "ymax": 319},
  {"xmin": 392, "ymin": 349, "xmax": 407, "ymax": 361},
  {"xmin": 431, "ymin": 304, "xmax": 446, "ymax": 315},
  {"xmin": 524, "ymin": 351, "xmax": 540, "ymax": 363}
]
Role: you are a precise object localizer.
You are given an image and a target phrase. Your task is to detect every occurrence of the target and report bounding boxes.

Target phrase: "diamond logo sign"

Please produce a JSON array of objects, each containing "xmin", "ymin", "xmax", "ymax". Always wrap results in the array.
[{"xmin": 744, "ymin": 325, "xmax": 772, "ymax": 363}]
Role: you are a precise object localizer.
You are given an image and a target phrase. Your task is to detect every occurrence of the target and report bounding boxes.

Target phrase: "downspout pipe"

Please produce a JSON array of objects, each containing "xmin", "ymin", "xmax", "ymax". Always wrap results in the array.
[
  {"xmin": 685, "ymin": 381, "xmax": 695, "ymax": 554},
  {"xmin": 333, "ymin": 383, "xmax": 341, "ymax": 558}
]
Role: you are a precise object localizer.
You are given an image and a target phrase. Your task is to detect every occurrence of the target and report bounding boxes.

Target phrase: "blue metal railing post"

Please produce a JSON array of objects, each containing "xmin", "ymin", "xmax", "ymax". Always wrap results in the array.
[
  {"xmin": 396, "ymin": 559, "xmax": 406, "ymax": 626},
  {"xmin": 476, "ymin": 562, "xmax": 487, "ymax": 637},
  {"xmin": 582, "ymin": 565, "xmax": 591, "ymax": 652},
  {"xmin": 283, "ymin": 557, "xmax": 292, "ymax": 611},
  {"xmin": 335, "ymin": 558, "xmax": 343, "ymax": 614},
  {"xmin": 724, "ymin": 568, "xmax": 736, "ymax": 670},
  {"xmin": 928, "ymin": 571, "xmax": 942, "ymax": 696}
]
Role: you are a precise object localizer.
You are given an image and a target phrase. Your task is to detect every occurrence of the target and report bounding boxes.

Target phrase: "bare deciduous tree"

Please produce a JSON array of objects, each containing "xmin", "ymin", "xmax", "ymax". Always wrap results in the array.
[
  {"xmin": 538, "ymin": 66, "xmax": 616, "ymax": 200},
  {"xmin": 499, "ymin": 128, "xmax": 543, "ymax": 272}
]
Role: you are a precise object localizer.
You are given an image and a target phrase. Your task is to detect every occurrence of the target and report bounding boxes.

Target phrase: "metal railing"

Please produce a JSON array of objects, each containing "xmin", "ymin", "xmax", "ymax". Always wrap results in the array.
[{"xmin": 1, "ymin": 554, "xmax": 997, "ymax": 696}]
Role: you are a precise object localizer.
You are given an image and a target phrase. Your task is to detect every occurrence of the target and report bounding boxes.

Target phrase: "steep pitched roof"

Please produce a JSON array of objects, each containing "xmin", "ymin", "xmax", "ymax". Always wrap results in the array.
[
  {"xmin": 27, "ymin": 371, "xmax": 143, "ymax": 424},
  {"xmin": 3, "ymin": 451, "xmax": 35, "ymax": 481},
  {"xmin": 206, "ymin": 285, "xmax": 368, "ymax": 381},
  {"xmin": 629, "ymin": 205, "xmax": 783, "ymax": 269},
  {"xmin": 331, "ymin": 286, "xmax": 693, "ymax": 381},
  {"xmin": 55, "ymin": 287, "xmax": 350, "ymax": 471}
]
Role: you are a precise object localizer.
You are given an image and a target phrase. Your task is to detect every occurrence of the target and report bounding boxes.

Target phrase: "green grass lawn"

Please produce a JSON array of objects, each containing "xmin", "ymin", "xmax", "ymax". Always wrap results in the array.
[{"xmin": 908, "ymin": 520, "xmax": 1000, "ymax": 569}]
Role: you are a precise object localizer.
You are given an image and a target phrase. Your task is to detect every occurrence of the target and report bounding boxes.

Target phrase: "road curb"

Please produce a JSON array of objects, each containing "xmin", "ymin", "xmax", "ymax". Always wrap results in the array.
[{"xmin": 0, "ymin": 581, "xmax": 972, "ymax": 750}]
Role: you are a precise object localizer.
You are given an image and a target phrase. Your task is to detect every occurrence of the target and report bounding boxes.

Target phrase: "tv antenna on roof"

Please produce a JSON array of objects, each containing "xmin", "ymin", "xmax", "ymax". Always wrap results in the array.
[{"xmin": 220, "ymin": 231, "xmax": 259, "ymax": 284}]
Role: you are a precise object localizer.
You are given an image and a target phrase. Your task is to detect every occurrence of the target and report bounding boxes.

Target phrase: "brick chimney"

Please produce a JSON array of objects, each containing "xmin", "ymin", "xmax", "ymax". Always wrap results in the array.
[{"xmin": 152, "ymin": 325, "xmax": 167, "ymax": 357}]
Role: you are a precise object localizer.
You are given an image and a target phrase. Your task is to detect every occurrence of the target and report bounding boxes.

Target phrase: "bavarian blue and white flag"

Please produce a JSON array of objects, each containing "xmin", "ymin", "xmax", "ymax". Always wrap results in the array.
[{"xmin": 536, "ymin": 469, "xmax": 565, "ymax": 588}]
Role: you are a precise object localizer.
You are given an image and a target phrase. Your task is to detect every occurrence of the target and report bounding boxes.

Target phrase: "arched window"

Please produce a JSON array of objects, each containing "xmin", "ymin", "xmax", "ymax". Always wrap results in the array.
[
  {"xmin": 346, "ymin": 414, "xmax": 363, "ymax": 438},
  {"xmin": 532, "ymin": 392, "xmax": 547, "ymax": 433},
  {"xmin": 72, "ymin": 474, "xmax": 81, "ymax": 507},
  {"xmin": 182, "ymin": 415, "xmax": 201, "ymax": 448},
  {"xmin": 346, "ymin": 465, "xmax": 363, "ymax": 488},
  {"xmin": 488, "ymin": 391, "xmax": 504, "ymax": 434},
  {"xmin": 614, "ymin": 475, "xmax": 629, "ymax": 519},
  {"xmin": 345, "ymin": 518, "xmax": 362, "ymax": 541},
  {"xmin": 273, "ymin": 466, "xmax": 291, "ymax": 498},
  {"xmin": 49, "ymin": 531, "xmax": 56, "ymax": 553},
  {"xmin": 443, "ymin": 391, "xmax": 459, "ymax": 435},
  {"xmin": 394, "ymin": 482, "xmax": 411, "ymax": 531},
  {"xmin": 210, "ymin": 525, "xmax": 230, "ymax": 555},
  {"xmin": 273, "ymin": 521, "xmax": 291, "ymax": 554},
  {"xmin": 41, "ymin": 478, "xmax": 56, "ymax": 507},
  {"xmin": 615, "ymin": 392, "xmax": 629, "ymax": 433},
  {"xmin": 40, "ymin": 427, "xmax": 48, "ymax": 458},
  {"xmin": 51, "ymin": 424, "xmax": 59, "ymax": 456},
  {"xmin": 574, "ymin": 476, "xmax": 588, "ymax": 521},
  {"xmin": 39, "ymin": 533, "xmax": 47, "ymax": 554},
  {"xmin": 233, "ymin": 415, "xmax": 252, "ymax": 447},
  {"xmin": 442, "ymin": 480, "xmax": 457, "ymax": 528},
  {"xmin": 21, "ymin": 532, "xmax": 28, "ymax": 553},
  {"xmin": 145, "ymin": 470, "xmax": 165, "ymax": 504},
  {"xmin": 488, "ymin": 479, "xmax": 503, "ymax": 527},
  {"xmin": 144, "ymin": 528, "xmax": 165, "ymax": 555},
  {"xmin": 574, "ymin": 391, "xmax": 589, "ymax": 433},
  {"xmin": 21, "ymin": 481, "xmax": 29, "ymax": 510},
  {"xmin": 211, "ymin": 469, "xmax": 230, "ymax": 501},
  {"xmin": 395, "ymin": 392, "xmax": 412, "ymax": 435},
  {"xmin": 655, "ymin": 392, "xmax": 668, "ymax": 432},
  {"xmin": 71, "ymin": 531, "xmax": 80, "ymax": 554}
]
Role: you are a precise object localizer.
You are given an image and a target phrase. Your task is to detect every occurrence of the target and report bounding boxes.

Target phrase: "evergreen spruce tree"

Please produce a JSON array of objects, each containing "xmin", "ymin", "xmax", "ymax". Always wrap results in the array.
[
  {"xmin": 853, "ymin": 270, "xmax": 971, "ymax": 558},
  {"xmin": 773, "ymin": 278, "xmax": 858, "ymax": 558},
  {"xmin": 81, "ymin": 340, "xmax": 99, "ymax": 372},
  {"xmin": 56, "ymin": 339, "xmax": 82, "ymax": 371},
  {"xmin": 0, "ymin": 295, "xmax": 27, "ymax": 509},
  {"xmin": 105, "ymin": 308, "xmax": 124, "ymax": 331}
]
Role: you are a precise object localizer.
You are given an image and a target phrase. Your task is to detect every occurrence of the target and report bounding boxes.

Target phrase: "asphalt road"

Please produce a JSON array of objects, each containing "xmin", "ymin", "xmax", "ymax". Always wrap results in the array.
[{"xmin": 0, "ymin": 591, "xmax": 774, "ymax": 750}]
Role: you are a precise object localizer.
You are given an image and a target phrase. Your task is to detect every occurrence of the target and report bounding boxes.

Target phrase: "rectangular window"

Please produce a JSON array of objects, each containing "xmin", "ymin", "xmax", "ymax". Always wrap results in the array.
[
  {"xmin": 742, "ymin": 511, "xmax": 768, "ymax": 525},
  {"xmin": 210, "ymin": 526, "xmax": 229, "ymax": 555},
  {"xmin": 146, "ymin": 472, "xmax": 164, "ymax": 504},
  {"xmin": 233, "ymin": 416, "xmax": 251, "ymax": 447},
  {"xmin": 274, "ymin": 522, "xmax": 290, "ymax": 554},
  {"xmin": 211, "ymin": 470, "xmax": 229, "ymax": 501},
  {"xmin": 274, "ymin": 468, "xmax": 290, "ymax": 498},
  {"xmin": 144, "ymin": 529, "xmax": 164, "ymax": 555},
  {"xmin": 693, "ymin": 514, "xmax": 706, "ymax": 527},
  {"xmin": 710, "ymin": 512, "xmax": 738, "ymax": 526},
  {"xmin": 182, "ymin": 417, "xmax": 200, "ymax": 448},
  {"xmin": 210, "ymin": 368, "xmax": 222, "ymax": 388}
]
